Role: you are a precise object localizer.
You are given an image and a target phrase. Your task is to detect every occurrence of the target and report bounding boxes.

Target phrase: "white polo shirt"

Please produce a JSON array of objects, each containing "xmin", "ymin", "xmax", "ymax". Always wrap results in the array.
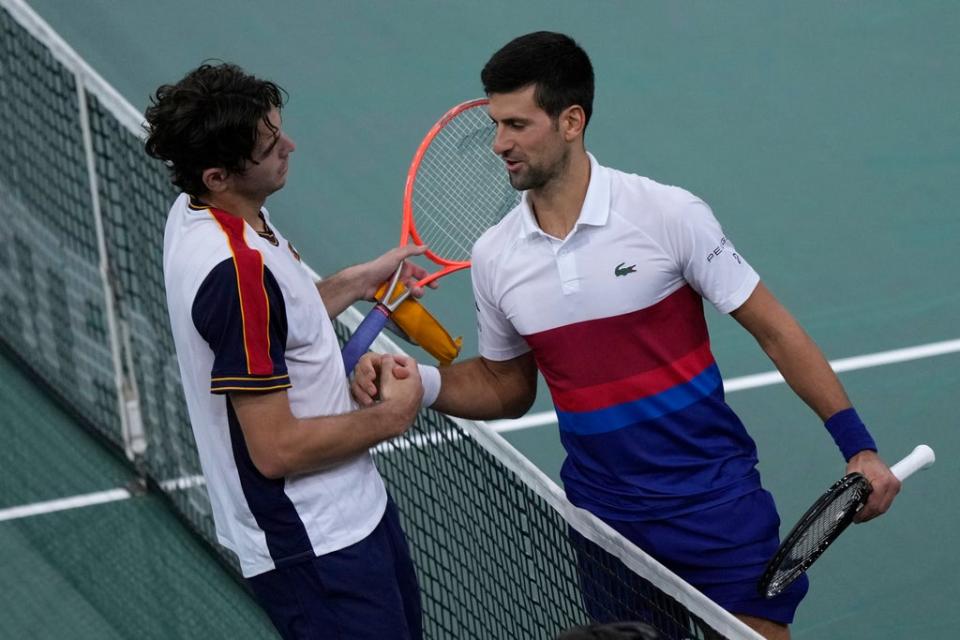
[
  {"xmin": 164, "ymin": 193, "xmax": 386, "ymax": 577},
  {"xmin": 472, "ymin": 154, "xmax": 762, "ymax": 520}
]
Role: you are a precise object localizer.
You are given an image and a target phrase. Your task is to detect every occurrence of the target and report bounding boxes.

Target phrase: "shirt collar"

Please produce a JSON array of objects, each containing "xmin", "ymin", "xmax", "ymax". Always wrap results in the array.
[{"xmin": 516, "ymin": 152, "xmax": 611, "ymax": 239}]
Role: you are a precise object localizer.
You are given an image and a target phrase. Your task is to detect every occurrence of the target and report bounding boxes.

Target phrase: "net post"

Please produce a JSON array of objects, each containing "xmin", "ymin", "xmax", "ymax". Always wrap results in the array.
[
  {"xmin": 75, "ymin": 76, "xmax": 146, "ymax": 462},
  {"xmin": 120, "ymin": 318, "xmax": 148, "ymax": 458}
]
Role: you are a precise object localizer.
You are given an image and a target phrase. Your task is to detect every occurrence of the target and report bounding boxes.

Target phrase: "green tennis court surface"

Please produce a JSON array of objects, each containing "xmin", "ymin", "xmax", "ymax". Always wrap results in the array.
[
  {"xmin": 0, "ymin": 348, "xmax": 277, "ymax": 639},
  {"xmin": 2, "ymin": 1, "xmax": 957, "ymax": 638}
]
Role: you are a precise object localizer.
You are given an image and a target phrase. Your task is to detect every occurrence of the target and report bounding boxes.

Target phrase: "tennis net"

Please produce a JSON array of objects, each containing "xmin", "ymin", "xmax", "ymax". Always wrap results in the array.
[{"xmin": 0, "ymin": 2, "xmax": 760, "ymax": 638}]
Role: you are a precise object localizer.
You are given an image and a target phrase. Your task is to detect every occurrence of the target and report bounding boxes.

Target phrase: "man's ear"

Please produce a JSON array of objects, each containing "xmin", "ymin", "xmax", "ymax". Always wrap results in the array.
[
  {"xmin": 201, "ymin": 167, "xmax": 230, "ymax": 194},
  {"xmin": 559, "ymin": 105, "xmax": 586, "ymax": 142}
]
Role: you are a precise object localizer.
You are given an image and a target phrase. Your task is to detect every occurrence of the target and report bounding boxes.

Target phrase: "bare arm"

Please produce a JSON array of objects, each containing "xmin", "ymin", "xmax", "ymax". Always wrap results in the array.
[
  {"xmin": 730, "ymin": 282, "xmax": 851, "ymax": 420},
  {"xmin": 352, "ymin": 351, "xmax": 538, "ymax": 421},
  {"xmin": 432, "ymin": 352, "xmax": 538, "ymax": 420},
  {"xmin": 230, "ymin": 355, "xmax": 422, "ymax": 478},
  {"xmin": 316, "ymin": 245, "xmax": 435, "ymax": 318},
  {"xmin": 731, "ymin": 282, "xmax": 899, "ymax": 520}
]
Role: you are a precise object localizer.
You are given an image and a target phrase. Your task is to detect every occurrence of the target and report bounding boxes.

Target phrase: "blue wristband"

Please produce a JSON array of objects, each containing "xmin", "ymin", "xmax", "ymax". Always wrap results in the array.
[{"xmin": 824, "ymin": 408, "xmax": 877, "ymax": 461}]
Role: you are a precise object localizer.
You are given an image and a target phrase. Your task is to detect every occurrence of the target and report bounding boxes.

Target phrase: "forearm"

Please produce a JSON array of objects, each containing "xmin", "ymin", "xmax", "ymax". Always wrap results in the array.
[
  {"xmin": 284, "ymin": 402, "xmax": 409, "ymax": 472},
  {"xmin": 732, "ymin": 283, "xmax": 851, "ymax": 421},
  {"xmin": 744, "ymin": 307, "xmax": 877, "ymax": 461},
  {"xmin": 231, "ymin": 392, "xmax": 413, "ymax": 478},
  {"xmin": 315, "ymin": 265, "xmax": 367, "ymax": 318},
  {"xmin": 732, "ymin": 284, "xmax": 895, "ymax": 517},
  {"xmin": 758, "ymin": 318, "xmax": 851, "ymax": 421},
  {"xmin": 315, "ymin": 244, "xmax": 431, "ymax": 318},
  {"xmin": 432, "ymin": 355, "xmax": 536, "ymax": 420}
]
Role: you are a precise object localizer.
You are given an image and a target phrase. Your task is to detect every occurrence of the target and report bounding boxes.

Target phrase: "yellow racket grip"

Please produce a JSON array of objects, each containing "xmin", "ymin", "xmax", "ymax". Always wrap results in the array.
[{"xmin": 376, "ymin": 281, "xmax": 462, "ymax": 366}]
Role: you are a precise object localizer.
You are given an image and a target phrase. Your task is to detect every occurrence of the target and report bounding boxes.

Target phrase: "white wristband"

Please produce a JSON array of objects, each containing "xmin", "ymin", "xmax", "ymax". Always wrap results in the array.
[{"xmin": 417, "ymin": 363, "xmax": 441, "ymax": 408}]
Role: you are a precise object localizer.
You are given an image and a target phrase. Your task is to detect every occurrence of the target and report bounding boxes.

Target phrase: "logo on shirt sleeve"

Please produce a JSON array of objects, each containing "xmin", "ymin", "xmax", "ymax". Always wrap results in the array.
[{"xmin": 705, "ymin": 237, "xmax": 742, "ymax": 265}]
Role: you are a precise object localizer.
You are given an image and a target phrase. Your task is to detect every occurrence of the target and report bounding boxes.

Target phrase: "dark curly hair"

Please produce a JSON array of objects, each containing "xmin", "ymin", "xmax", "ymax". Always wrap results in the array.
[
  {"xmin": 144, "ymin": 62, "xmax": 286, "ymax": 195},
  {"xmin": 481, "ymin": 32, "xmax": 594, "ymax": 130}
]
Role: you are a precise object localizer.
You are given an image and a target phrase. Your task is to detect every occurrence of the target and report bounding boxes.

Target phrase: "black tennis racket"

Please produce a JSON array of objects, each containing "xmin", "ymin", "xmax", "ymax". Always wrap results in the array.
[{"xmin": 759, "ymin": 444, "xmax": 935, "ymax": 599}]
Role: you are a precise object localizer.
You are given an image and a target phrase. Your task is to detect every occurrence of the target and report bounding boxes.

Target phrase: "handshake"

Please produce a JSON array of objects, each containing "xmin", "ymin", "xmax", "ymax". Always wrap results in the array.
[
  {"xmin": 349, "ymin": 353, "xmax": 443, "ymax": 439},
  {"xmin": 351, "ymin": 353, "xmax": 422, "ymax": 408}
]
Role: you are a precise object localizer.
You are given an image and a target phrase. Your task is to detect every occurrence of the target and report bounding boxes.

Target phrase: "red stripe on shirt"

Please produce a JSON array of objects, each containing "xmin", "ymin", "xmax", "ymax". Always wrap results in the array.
[
  {"xmin": 524, "ymin": 284, "xmax": 709, "ymax": 390},
  {"xmin": 550, "ymin": 341, "xmax": 716, "ymax": 412},
  {"xmin": 209, "ymin": 209, "xmax": 274, "ymax": 375}
]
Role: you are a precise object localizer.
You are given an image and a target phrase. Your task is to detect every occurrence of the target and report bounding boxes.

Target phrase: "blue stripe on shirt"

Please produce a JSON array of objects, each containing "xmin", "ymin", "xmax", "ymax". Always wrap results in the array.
[{"xmin": 556, "ymin": 364, "xmax": 723, "ymax": 435}]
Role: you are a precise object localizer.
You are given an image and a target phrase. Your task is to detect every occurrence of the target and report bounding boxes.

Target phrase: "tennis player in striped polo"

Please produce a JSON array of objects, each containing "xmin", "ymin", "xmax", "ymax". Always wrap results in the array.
[
  {"xmin": 148, "ymin": 62, "xmax": 427, "ymax": 640},
  {"xmin": 352, "ymin": 32, "xmax": 901, "ymax": 639}
]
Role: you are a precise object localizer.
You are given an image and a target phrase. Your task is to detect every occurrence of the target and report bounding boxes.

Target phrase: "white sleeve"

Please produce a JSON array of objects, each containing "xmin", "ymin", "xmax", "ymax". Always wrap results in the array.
[
  {"xmin": 670, "ymin": 199, "xmax": 760, "ymax": 314},
  {"xmin": 471, "ymin": 243, "xmax": 531, "ymax": 362}
]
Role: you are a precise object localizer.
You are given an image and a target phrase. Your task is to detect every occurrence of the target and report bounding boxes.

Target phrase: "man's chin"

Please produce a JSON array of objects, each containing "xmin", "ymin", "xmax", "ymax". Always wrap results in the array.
[{"xmin": 508, "ymin": 174, "xmax": 530, "ymax": 191}]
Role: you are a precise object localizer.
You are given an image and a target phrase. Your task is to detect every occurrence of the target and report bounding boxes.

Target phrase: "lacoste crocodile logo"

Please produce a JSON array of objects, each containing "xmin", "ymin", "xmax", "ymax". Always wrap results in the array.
[{"xmin": 614, "ymin": 262, "xmax": 637, "ymax": 277}]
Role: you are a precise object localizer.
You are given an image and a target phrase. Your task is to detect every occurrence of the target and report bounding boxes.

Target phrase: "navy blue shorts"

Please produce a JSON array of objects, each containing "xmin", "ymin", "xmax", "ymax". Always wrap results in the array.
[
  {"xmin": 571, "ymin": 489, "xmax": 807, "ymax": 635},
  {"xmin": 247, "ymin": 497, "xmax": 422, "ymax": 640}
]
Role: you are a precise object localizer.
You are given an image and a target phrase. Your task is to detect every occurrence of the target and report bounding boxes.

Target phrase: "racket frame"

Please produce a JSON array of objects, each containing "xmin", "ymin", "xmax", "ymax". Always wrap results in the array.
[
  {"xmin": 759, "ymin": 443, "xmax": 936, "ymax": 599},
  {"xmin": 402, "ymin": 98, "xmax": 490, "ymax": 278},
  {"xmin": 379, "ymin": 98, "xmax": 493, "ymax": 313},
  {"xmin": 340, "ymin": 98, "xmax": 514, "ymax": 373},
  {"xmin": 759, "ymin": 472, "xmax": 871, "ymax": 599}
]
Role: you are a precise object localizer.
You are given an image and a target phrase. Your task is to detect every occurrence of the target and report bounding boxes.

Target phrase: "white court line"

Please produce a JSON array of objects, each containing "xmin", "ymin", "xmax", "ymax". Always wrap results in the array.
[
  {"xmin": 0, "ymin": 477, "xmax": 208, "ymax": 523},
  {"xmin": 488, "ymin": 337, "xmax": 960, "ymax": 433},
  {"xmin": 5, "ymin": 338, "xmax": 958, "ymax": 523},
  {"xmin": 0, "ymin": 488, "xmax": 132, "ymax": 522}
]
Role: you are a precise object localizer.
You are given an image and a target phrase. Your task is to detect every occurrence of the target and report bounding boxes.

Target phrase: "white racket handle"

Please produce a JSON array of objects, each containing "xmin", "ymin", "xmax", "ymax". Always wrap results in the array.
[{"xmin": 890, "ymin": 444, "xmax": 936, "ymax": 481}]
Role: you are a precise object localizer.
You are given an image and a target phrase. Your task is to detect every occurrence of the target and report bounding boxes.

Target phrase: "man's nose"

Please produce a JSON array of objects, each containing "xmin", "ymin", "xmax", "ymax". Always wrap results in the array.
[{"xmin": 492, "ymin": 126, "xmax": 511, "ymax": 156}]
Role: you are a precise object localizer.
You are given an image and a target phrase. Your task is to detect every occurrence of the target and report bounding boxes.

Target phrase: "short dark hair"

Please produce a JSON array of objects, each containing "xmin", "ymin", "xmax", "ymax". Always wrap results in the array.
[
  {"xmin": 481, "ymin": 31, "xmax": 594, "ymax": 128},
  {"xmin": 144, "ymin": 62, "xmax": 286, "ymax": 195}
]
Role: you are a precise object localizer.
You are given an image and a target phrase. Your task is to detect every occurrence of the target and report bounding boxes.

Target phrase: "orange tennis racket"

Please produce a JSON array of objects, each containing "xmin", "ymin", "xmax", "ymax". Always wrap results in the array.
[{"xmin": 341, "ymin": 99, "xmax": 520, "ymax": 372}]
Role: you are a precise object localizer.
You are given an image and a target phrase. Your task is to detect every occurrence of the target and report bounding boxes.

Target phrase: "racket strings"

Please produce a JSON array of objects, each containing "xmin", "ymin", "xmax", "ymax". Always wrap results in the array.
[
  {"xmin": 413, "ymin": 107, "xmax": 519, "ymax": 262},
  {"xmin": 763, "ymin": 476, "xmax": 870, "ymax": 596},
  {"xmin": 417, "ymin": 145, "xmax": 507, "ymax": 256},
  {"xmin": 791, "ymin": 480, "xmax": 868, "ymax": 559}
]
